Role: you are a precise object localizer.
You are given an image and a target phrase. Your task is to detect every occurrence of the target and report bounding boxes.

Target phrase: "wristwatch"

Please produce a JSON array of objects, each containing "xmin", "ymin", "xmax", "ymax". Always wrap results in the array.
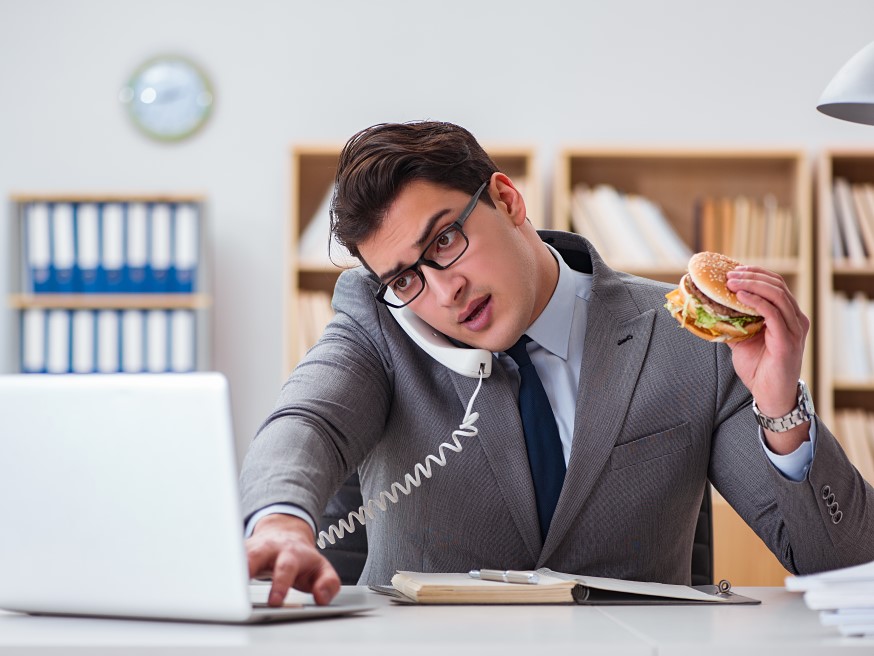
[{"xmin": 752, "ymin": 380, "xmax": 815, "ymax": 432}]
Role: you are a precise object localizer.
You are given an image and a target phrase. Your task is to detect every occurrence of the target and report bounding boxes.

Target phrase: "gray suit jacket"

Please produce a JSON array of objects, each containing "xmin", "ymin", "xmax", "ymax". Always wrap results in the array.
[{"xmin": 241, "ymin": 232, "xmax": 874, "ymax": 585}]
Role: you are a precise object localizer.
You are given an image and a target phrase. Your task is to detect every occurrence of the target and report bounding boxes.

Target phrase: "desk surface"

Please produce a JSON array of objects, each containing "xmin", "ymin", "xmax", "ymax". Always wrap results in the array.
[{"xmin": 0, "ymin": 587, "xmax": 872, "ymax": 655}]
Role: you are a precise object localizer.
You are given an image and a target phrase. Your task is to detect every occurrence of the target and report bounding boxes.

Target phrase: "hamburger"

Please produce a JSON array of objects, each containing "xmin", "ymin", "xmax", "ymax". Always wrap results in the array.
[{"xmin": 664, "ymin": 252, "xmax": 764, "ymax": 343}]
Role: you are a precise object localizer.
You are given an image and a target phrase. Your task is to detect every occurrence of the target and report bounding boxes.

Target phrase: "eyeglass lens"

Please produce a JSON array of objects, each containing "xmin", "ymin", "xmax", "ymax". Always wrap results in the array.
[{"xmin": 389, "ymin": 225, "xmax": 467, "ymax": 302}]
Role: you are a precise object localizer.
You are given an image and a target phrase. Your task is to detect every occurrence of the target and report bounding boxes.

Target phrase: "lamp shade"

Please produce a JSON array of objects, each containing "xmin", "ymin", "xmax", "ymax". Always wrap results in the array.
[{"xmin": 818, "ymin": 41, "xmax": 874, "ymax": 125}]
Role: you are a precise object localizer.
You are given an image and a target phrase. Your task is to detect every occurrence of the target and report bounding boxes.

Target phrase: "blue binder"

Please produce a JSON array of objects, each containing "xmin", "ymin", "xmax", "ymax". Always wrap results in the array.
[
  {"xmin": 24, "ymin": 203, "xmax": 52, "ymax": 294},
  {"xmin": 172, "ymin": 204, "xmax": 199, "ymax": 293},
  {"xmin": 126, "ymin": 203, "xmax": 149, "ymax": 293},
  {"xmin": 100, "ymin": 204, "xmax": 126, "ymax": 293},
  {"xmin": 74, "ymin": 204, "xmax": 100, "ymax": 293},
  {"xmin": 50, "ymin": 204, "xmax": 75, "ymax": 293},
  {"xmin": 149, "ymin": 204, "xmax": 172, "ymax": 293}
]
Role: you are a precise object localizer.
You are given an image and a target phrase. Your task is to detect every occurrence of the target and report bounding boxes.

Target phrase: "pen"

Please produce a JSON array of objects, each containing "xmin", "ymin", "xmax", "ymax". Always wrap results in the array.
[{"xmin": 469, "ymin": 569, "xmax": 540, "ymax": 585}]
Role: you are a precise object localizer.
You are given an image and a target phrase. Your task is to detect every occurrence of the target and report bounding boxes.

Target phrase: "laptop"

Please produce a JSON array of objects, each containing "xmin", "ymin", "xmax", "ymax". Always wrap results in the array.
[{"xmin": 0, "ymin": 373, "xmax": 372, "ymax": 623}]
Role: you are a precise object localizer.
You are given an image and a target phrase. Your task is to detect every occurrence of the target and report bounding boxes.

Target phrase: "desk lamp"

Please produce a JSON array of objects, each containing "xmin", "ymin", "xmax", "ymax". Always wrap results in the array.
[{"xmin": 818, "ymin": 41, "xmax": 874, "ymax": 125}]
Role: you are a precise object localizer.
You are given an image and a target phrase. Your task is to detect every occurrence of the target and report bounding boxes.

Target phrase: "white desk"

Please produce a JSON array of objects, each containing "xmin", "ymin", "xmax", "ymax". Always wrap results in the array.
[{"xmin": 0, "ymin": 587, "xmax": 872, "ymax": 655}]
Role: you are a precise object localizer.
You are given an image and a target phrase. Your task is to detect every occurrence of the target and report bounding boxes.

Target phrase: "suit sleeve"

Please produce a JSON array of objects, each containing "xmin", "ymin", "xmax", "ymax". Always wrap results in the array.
[
  {"xmin": 239, "ymin": 270, "xmax": 394, "ymax": 529},
  {"xmin": 708, "ymin": 343, "xmax": 874, "ymax": 575}
]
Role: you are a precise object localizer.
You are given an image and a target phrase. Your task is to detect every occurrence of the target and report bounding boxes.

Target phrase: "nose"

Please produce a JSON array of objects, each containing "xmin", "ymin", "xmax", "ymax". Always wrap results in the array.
[{"xmin": 421, "ymin": 266, "xmax": 464, "ymax": 306}]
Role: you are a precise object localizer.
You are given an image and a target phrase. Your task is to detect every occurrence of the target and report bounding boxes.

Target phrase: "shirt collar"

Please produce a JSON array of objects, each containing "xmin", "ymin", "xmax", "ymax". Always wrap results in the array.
[{"xmin": 525, "ymin": 244, "xmax": 586, "ymax": 360}]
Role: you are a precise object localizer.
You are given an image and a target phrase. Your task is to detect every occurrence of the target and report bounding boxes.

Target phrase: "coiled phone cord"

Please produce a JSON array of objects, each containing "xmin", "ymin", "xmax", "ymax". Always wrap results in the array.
[{"xmin": 316, "ymin": 364, "xmax": 486, "ymax": 549}]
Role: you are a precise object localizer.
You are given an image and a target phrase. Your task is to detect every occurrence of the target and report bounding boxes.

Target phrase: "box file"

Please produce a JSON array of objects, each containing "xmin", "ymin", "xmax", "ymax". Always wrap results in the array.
[
  {"xmin": 100, "ymin": 204, "xmax": 125, "ymax": 293},
  {"xmin": 51, "ymin": 204, "xmax": 75, "ymax": 293},
  {"xmin": 75, "ymin": 204, "xmax": 100, "ymax": 293},
  {"xmin": 25, "ymin": 203, "xmax": 52, "ymax": 294}
]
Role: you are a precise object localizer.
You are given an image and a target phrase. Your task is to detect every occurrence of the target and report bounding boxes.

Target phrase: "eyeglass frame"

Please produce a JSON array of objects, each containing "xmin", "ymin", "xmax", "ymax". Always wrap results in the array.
[{"xmin": 375, "ymin": 180, "xmax": 490, "ymax": 308}]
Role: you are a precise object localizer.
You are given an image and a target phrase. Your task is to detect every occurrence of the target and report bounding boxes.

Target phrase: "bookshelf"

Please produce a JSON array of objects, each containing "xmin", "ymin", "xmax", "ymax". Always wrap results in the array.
[
  {"xmin": 285, "ymin": 144, "xmax": 541, "ymax": 376},
  {"xmin": 554, "ymin": 148, "xmax": 814, "ymax": 586},
  {"xmin": 9, "ymin": 193, "xmax": 211, "ymax": 374},
  {"xmin": 815, "ymin": 150, "xmax": 874, "ymax": 486}
]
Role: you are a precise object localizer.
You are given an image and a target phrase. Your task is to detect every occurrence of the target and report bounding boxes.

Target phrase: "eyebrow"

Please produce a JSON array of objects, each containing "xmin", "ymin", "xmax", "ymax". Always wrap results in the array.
[{"xmin": 378, "ymin": 207, "xmax": 453, "ymax": 283}]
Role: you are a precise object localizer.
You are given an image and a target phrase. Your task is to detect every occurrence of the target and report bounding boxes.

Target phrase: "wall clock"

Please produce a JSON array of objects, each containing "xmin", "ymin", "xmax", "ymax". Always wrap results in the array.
[{"xmin": 119, "ymin": 55, "xmax": 214, "ymax": 142}]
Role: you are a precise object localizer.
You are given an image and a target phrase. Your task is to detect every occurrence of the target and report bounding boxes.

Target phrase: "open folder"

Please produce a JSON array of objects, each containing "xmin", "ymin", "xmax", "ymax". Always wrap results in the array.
[{"xmin": 374, "ymin": 568, "xmax": 760, "ymax": 605}]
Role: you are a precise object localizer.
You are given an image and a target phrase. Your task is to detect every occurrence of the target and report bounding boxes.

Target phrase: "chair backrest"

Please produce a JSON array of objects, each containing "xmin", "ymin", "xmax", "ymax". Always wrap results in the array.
[
  {"xmin": 691, "ymin": 483, "xmax": 714, "ymax": 586},
  {"xmin": 319, "ymin": 474, "xmax": 714, "ymax": 586}
]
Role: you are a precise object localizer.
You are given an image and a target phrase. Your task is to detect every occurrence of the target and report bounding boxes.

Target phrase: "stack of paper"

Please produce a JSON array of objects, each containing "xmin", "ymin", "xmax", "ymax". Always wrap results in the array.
[{"xmin": 786, "ymin": 560, "xmax": 874, "ymax": 637}]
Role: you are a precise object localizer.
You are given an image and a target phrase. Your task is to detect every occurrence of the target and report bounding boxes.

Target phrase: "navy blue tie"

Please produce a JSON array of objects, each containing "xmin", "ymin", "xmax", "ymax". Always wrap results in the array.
[{"xmin": 506, "ymin": 335, "xmax": 566, "ymax": 540}]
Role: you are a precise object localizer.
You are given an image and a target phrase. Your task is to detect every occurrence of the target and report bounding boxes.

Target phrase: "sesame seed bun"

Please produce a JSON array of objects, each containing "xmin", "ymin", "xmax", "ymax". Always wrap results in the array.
[
  {"xmin": 663, "ymin": 253, "xmax": 764, "ymax": 344},
  {"xmin": 687, "ymin": 252, "xmax": 758, "ymax": 316}
]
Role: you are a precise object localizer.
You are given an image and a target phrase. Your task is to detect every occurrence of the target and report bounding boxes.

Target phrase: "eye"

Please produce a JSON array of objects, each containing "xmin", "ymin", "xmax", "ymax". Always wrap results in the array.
[
  {"xmin": 434, "ymin": 227, "xmax": 458, "ymax": 251},
  {"xmin": 390, "ymin": 270, "xmax": 418, "ymax": 294}
]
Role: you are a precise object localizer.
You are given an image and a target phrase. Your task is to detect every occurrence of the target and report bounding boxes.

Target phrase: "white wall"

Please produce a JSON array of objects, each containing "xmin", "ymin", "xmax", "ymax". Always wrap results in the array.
[{"xmin": 3, "ymin": 0, "xmax": 874, "ymax": 460}]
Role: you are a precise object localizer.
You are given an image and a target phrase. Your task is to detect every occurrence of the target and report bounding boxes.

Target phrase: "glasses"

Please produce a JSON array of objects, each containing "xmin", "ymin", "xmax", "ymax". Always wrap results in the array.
[{"xmin": 376, "ymin": 180, "xmax": 489, "ymax": 308}]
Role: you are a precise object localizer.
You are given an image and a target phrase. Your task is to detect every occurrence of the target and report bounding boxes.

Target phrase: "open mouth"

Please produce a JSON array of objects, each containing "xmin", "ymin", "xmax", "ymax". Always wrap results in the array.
[{"xmin": 462, "ymin": 296, "xmax": 490, "ymax": 323}]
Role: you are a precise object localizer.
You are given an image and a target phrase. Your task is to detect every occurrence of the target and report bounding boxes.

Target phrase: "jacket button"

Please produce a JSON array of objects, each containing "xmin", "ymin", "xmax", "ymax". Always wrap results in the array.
[
  {"xmin": 833, "ymin": 510, "xmax": 843, "ymax": 524},
  {"xmin": 829, "ymin": 501, "xmax": 840, "ymax": 516},
  {"xmin": 821, "ymin": 485, "xmax": 831, "ymax": 499}
]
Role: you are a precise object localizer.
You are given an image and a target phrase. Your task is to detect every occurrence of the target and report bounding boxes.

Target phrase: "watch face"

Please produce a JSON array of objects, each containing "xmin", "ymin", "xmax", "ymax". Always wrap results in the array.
[{"xmin": 119, "ymin": 56, "xmax": 214, "ymax": 141}]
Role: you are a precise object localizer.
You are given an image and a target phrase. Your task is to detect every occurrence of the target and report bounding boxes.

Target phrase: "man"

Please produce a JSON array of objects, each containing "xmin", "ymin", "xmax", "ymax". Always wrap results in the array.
[{"xmin": 242, "ymin": 121, "xmax": 874, "ymax": 607}]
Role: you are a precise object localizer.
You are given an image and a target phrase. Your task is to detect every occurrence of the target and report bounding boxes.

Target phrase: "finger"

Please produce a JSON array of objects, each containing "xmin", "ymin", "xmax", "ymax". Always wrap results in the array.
[
  {"xmin": 245, "ymin": 539, "xmax": 275, "ymax": 580},
  {"xmin": 728, "ymin": 268, "xmax": 803, "ymax": 320},
  {"xmin": 728, "ymin": 275, "xmax": 805, "ymax": 337},
  {"xmin": 298, "ymin": 558, "xmax": 342, "ymax": 605},
  {"xmin": 268, "ymin": 552, "xmax": 301, "ymax": 607}
]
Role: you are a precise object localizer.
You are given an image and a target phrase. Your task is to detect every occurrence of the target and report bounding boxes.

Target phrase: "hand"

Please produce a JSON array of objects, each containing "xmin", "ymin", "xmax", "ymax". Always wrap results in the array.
[
  {"xmin": 246, "ymin": 514, "xmax": 341, "ymax": 606},
  {"xmin": 725, "ymin": 266, "xmax": 811, "ymax": 452}
]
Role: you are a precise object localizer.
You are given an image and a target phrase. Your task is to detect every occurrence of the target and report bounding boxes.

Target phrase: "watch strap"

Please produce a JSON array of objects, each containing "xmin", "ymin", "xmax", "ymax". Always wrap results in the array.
[{"xmin": 753, "ymin": 381, "xmax": 813, "ymax": 432}]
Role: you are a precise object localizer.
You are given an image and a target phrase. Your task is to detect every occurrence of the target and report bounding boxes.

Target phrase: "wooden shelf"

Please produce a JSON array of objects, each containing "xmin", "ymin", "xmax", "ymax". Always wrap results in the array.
[
  {"xmin": 816, "ymin": 150, "xmax": 874, "ymax": 426},
  {"xmin": 9, "ymin": 294, "xmax": 212, "ymax": 310},
  {"xmin": 9, "ymin": 194, "xmax": 212, "ymax": 373},
  {"xmin": 10, "ymin": 192, "xmax": 206, "ymax": 203},
  {"xmin": 554, "ymin": 147, "xmax": 813, "ymax": 385}
]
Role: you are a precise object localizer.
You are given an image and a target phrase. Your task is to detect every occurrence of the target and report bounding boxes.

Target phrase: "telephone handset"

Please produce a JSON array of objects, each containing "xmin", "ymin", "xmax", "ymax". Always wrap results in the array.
[
  {"xmin": 315, "ymin": 294, "xmax": 489, "ymax": 549},
  {"xmin": 387, "ymin": 303, "xmax": 492, "ymax": 378}
]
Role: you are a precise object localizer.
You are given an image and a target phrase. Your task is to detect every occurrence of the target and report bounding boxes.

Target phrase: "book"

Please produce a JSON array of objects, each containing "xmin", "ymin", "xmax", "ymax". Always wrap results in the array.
[{"xmin": 381, "ymin": 569, "xmax": 759, "ymax": 605}]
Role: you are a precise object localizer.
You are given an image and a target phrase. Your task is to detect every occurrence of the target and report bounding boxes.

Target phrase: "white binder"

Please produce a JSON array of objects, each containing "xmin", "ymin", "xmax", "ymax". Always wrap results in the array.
[
  {"xmin": 51, "ymin": 204, "xmax": 76, "ymax": 292},
  {"xmin": 173, "ymin": 204, "xmax": 199, "ymax": 292},
  {"xmin": 21, "ymin": 308, "xmax": 47, "ymax": 373},
  {"xmin": 25, "ymin": 203, "xmax": 51, "ymax": 293},
  {"xmin": 146, "ymin": 310, "xmax": 169, "ymax": 373},
  {"xmin": 46, "ymin": 310, "xmax": 71, "ymax": 374},
  {"xmin": 96, "ymin": 310, "xmax": 120, "ymax": 373},
  {"xmin": 126, "ymin": 203, "xmax": 149, "ymax": 291},
  {"xmin": 101, "ymin": 204, "xmax": 125, "ymax": 292},
  {"xmin": 149, "ymin": 204, "xmax": 172, "ymax": 292},
  {"xmin": 71, "ymin": 310, "xmax": 96, "ymax": 373},
  {"xmin": 121, "ymin": 310, "xmax": 145, "ymax": 373},
  {"xmin": 170, "ymin": 310, "xmax": 196, "ymax": 372},
  {"xmin": 75, "ymin": 204, "xmax": 100, "ymax": 292}
]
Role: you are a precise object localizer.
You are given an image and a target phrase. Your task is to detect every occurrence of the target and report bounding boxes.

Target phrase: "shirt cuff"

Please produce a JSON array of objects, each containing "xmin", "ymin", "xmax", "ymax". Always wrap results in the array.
[
  {"xmin": 244, "ymin": 503, "xmax": 317, "ymax": 538},
  {"xmin": 759, "ymin": 420, "xmax": 817, "ymax": 482}
]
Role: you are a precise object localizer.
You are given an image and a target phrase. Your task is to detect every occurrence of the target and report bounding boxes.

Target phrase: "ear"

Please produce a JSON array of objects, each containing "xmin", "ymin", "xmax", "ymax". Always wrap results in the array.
[{"xmin": 488, "ymin": 172, "xmax": 528, "ymax": 227}]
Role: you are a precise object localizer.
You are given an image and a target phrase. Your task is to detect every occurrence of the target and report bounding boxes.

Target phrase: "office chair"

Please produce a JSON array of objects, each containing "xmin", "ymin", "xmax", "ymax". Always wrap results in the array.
[{"xmin": 319, "ymin": 474, "xmax": 714, "ymax": 586}]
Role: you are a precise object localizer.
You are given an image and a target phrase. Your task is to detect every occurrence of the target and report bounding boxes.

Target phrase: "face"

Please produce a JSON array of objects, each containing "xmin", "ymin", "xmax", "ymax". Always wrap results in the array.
[{"xmin": 358, "ymin": 176, "xmax": 551, "ymax": 352}]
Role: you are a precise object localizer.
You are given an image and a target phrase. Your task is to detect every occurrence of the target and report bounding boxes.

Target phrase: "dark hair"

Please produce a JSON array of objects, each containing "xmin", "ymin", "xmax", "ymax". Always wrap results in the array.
[{"xmin": 330, "ymin": 121, "xmax": 498, "ymax": 261}]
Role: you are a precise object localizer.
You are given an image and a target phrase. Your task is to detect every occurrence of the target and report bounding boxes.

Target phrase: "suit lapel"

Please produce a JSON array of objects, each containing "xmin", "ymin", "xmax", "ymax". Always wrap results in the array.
[
  {"xmin": 537, "ymin": 235, "xmax": 657, "ymax": 564},
  {"xmin": 449, "ymin": 364, "xmax": 541, "ymax": 562}
]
